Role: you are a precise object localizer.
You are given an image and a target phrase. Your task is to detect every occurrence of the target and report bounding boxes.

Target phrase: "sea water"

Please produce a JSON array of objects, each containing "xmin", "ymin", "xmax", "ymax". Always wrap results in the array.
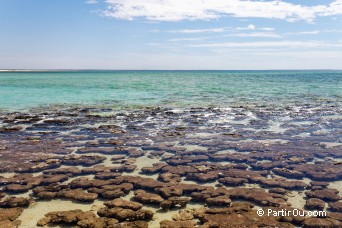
[{"xmin": 0, "ymin": 70, "xmax": 341, "ymax": 111}]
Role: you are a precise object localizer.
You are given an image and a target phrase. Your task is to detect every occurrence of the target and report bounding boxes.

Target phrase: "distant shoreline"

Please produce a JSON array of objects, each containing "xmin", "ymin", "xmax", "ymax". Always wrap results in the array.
[{"xmin": 1, "ymin": 69, "xmax": 341, "ymax": 72}]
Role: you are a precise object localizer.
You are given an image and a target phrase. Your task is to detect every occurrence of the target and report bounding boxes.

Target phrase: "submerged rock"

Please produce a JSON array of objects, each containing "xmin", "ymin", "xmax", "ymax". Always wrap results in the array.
[
  {"xmin": 0, "ymin": 197, "xmax": 32, "ymax": 208},
  {"xmin": 160, "ymin": 197, "xmax": 190, "ymax": 211},
  {"xmin": 0, "ymin": 208, "xmax": 23, "ymax": 222},
  {"xmin": 97, "ymin": 207, "xmax": 154, "ymax": 222},
  {"xmin": 62, "ymin": 155, "xmax": 106, "ymax": 166},
  {"xmin": 133, "ymin": 190, "xmax": 164, "ymax": 205},
  {"xmin": 104, "ymin": 198, "xmax": 143, "ymax": 211},
  {"xmin": 57, "ymin": 188, "xmax": 98, "ymax": 202},
  {"xmin": 160, "ymin": 220, "xmax": 196, "ymax": 228},
  {"xmin": 305, "ymin": 198, "xmax": 326, "ymax": 210},
  {"xmin": 37, "ymin": 209, "xmax": 118, "ymax": 227},
  {"xmin": 303, "ymin": 217, "xmax": 341, "ymax": 228},
  {"xmin": 194, "ymin": 202, "xmax": 293, "ymax": 228},
  {"xmin": 329, "ymin": 201, "xmax": 342, "ymax": 212},
  {"xmin": 305, "ymin": 189, "xmax": 341, "ymax": 202}
]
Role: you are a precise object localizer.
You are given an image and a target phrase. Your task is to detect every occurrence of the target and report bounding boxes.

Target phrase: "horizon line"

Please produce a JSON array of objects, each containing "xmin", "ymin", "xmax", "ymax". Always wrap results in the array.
[{"xmin": 1, "ymin": 69, "xmax": 342, "ymax": 72}]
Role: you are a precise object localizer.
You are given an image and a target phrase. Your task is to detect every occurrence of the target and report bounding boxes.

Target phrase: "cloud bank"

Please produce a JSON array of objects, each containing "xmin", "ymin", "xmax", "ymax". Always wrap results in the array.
[
  {"xmin": 103, "ymin": 0, "xmax": 342, "ymax": 22},
  {"xmin": 190, "ymin": 40, "xmax": 342, "ymax": 48}
]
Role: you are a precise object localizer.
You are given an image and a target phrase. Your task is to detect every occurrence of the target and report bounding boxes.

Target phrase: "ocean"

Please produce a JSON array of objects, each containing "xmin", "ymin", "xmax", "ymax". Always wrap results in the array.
[{"xmin": 0, "ymin": 70, "xmax": 341, "ymax": 111}]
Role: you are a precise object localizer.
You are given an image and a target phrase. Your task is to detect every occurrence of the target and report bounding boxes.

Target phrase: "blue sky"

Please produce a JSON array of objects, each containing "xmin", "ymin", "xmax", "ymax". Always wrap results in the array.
[{"xmin": 0, "ymin": 0, "xmax": 342, "ymax": 69}]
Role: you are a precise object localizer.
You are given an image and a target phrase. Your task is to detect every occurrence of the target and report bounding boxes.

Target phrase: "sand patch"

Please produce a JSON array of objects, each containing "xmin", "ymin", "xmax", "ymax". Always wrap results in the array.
[
  {"xmin": 0, "ymin": 172, "xmax": 16, "ymax": 178},
  {"xmin": 18, "ymin": 199, "xmax": 104, "ymax": 228},
  {"xmin": 329, "ymin": 181, "xmax": 342, "ymax": 193},
  {"xmin": 286, "ymin": 191, "xmax": 306, "ymax": 209}
]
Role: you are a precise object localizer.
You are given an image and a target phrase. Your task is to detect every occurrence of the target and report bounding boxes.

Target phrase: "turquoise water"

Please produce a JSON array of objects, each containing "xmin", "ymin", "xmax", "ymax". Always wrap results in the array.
[{"xmin": 0, "ymin": 70, "xmax": 341, "ymax": 111}]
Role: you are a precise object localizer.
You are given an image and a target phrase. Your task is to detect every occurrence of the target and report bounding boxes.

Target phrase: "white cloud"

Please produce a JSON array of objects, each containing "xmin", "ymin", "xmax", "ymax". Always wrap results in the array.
[
  {"xmin": 298, "ymin": 30, "xmax": 320, "ymax": 34},
  {"xmin": 260, "ymin": 27, "xmax": 275, "ymax": 31},
  {"xmin": 169, "ymin": 28, "xmax": 227, "ymax": 34},
  {"xmin": 284, "ymin": 30, "xmax": 321, "ymax": 36},
  {"xmin": 227, "ymin": 32, "xmax": 282, "ymax": 38},
  {"xmin": 168, "ymin": 37, "xmax": 208, "ymax": 42},
  {"xmin": 86, "ymin": 0, "xmax": 98, "ymax": 4},
  {"xmin": 189, "ymin": 40, "xmax": 342, "ymax": 48},
  {"xmin": 103, "ymin": 0, "xmax": 342, "ymax": 22},
  {"xmin": 247, "ymin": 24, "xmax": 256, "ymax": 30},
  {"xmin": 237, "ymin": 24, "xmax": 256, "ymax": 30},
  {"xmin": 324, "ymin": 29, "xmax": 342, "ymax": 33}
]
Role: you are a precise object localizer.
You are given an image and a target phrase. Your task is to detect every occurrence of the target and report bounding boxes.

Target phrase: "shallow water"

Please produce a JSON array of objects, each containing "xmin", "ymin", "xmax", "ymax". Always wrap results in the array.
[{"xmin": 0, "ymin": 70, "xmax": 341, "ymax": 111}]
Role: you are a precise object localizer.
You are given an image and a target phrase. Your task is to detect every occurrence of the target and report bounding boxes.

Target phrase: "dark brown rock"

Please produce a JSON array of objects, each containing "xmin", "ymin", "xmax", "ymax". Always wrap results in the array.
[
  {"xmin": 156, "ymin": 186, "xmax": 183, "ymax": 198},
  {"xmin": 57, "ymin": 188, "xmax": 98, "ymax": 202},
  {"xmin": 0, "ymin": 197, "xmax": 32, "ymax": 208},
  {"xmin": 273, "ymin": 168, "xmax": 304, "ymax": 179},
  {"xmin": 133, "ymin": 190, "xmax": 164, "ymax": 205},
  {"xmin": 69, "ymin": 177, "xmax": 111, "ymax": 189},
  {"xmin": 62, "ymin": 155, "xmax": 106, "ymax": 166},
  {"xmin": 158, "ymin": 172, "xmax": 182, "ymax": 183},
  {"xmin": 94, "ymin": 172, "xmax": 122, "ymax": 180},
  {"xmin": 310, "ymin": 181, "xmax": 330, "ymax": 188},
  {"xmin": 194, "ymin": 202, "xmax": 293, "ymax": 228},
  {"xmin": 36, "ymin": 209, "xmax": 116, "ymax": 227},
  {"xmin": 305, "ymin": 189, "xmax": 341, "ymax": 201},
  {"xmin": 186, "ymin": 171, "xmax": 218, "ymax": 182},
  {"xmin": 328, "ymin": 212, "xmax": 342, "ymax": 222},
  {"xmin": 160, "ymin": 220, "xmax": 195, "ymax": 228},
  {"xmin": 257, "ymin": 177, "xmax": 307, "ymax": 190},
  {"xmin": 37, "ymin": 191, "xmax": 58, "ymax": 199},
  {"xmin": 77, "ymin": 216, "xmax": 119, "ymax": 228},
  {"xmin": 227, "ymin": 188, "xmax": 289, "ymax": 207},
  {"xmin": 0, "ymin": 208, "xmax": 23, "ymax": 221},
  {"xmin": 116, "ymin": 221, "xmax": 149, "ymax": 228},
  {"xmin": 205, "ymin": 195, "xmax": 231, "ymax": 207},
  {"xmin": 114, "ymin": 176, "xmax": 165, "ymax": 190},
  {"xmin": 269, "ymin": 188, "xmax": 288, "ymax": 195},
  {"xmin": 41, "ymin": 174, "xmax": 68, "ymax": 185},
  {"xmin": 161, "ymin": 166, "xmax": 198, "ymax": 175},
  {"xmin": 110, "ymin": 164, "xmax": 137, "ymax": 173},
  {"xmin": 4, "ymin": 184, "xmax": 33, "ymax": 193},
  {"xmin": 218, "ymin": 177, "xmax": 248, "ymax": 186},
  {"xmin": 160, "ymin": 197, "xmax": 190, "ymax": 211},
  {"xmin": 43, "ymin": 167, "xmax": 81, "ymax": 176},
  {"xmin": 305, "ymin": 198, "xmax": 326, "ymax": 210},
  {"xmin": 32, "ymin": 183, "xmax": 67, "ymax": 195},
  {"xmin": 303, "ymin": 217, "xmax": 341, "ymax": 228},
  {"xmin": 329, "ymin": 201, "xmax": 342, "ymax": 212},
  {"xmin": 20, "ymin": 159, "xmax": 62, "ymax": 173},
  {"xmin": 101, "ymin": 189, "xmax": 126, "ymax": 199},
  {"xmin": 97, "ymin": 207, "xmax": 154, "ymax": 222},
  {"xmin": 104, "ymin": 199, "xmax": 143, "ymax": 211},
  {"xmin": 141, "ymin": 163, "xmax": 167, "ymax": 174},
  {"xmin": 0, "ymin": 219, "xmax": 16, "ymax": 228}
]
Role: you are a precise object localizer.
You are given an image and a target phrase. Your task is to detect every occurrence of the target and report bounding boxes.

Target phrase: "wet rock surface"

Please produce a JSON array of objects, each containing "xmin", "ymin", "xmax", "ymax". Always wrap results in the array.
[
  {"xmin": 104, "ymin": 198, "xmax": 143, "ymax": 211},
  {"xmin": 133, "ymin": 190, "xmax": 164, "ymax": 205},
  {"xmin": 0, "ymin": 207, "xmax": 23, "ymax": 227},
  {"xmin": 97, "ymin": 207, "xmax": 154, "ymax": 222},
  {"xmin": 303, "ymin": 217, "xmax": 341, "ymax": 228},
  {"xmin": 305, "ymin": 189, "xmax": 341, "ymax": 202},
  {"xmin": 329, "ymin": 201, "xmax": 342, "ymax": 212},
  {"xmin": 160, "ymin": 220, "xmax": 196, "ymax": 228},
  {"xmin": 305, "ymin": 198, "xmax": 326, "ymax": 210},
  {"xmin": 1, "ymin": 105, "xmax": 342, "ymax": 227},
  {"xmin": 36, "ymin": 209, "xmax": 119, "ymax": 227},
  {"xmin": 0, "ymin": 197, "xmax": 32, "ymax": 208}
]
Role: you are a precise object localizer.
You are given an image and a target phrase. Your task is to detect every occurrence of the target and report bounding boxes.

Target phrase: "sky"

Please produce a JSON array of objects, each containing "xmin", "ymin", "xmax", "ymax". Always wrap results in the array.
[{"xmin": 0, "ymin": 0, "xmax": 342, "ymax": 70}]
